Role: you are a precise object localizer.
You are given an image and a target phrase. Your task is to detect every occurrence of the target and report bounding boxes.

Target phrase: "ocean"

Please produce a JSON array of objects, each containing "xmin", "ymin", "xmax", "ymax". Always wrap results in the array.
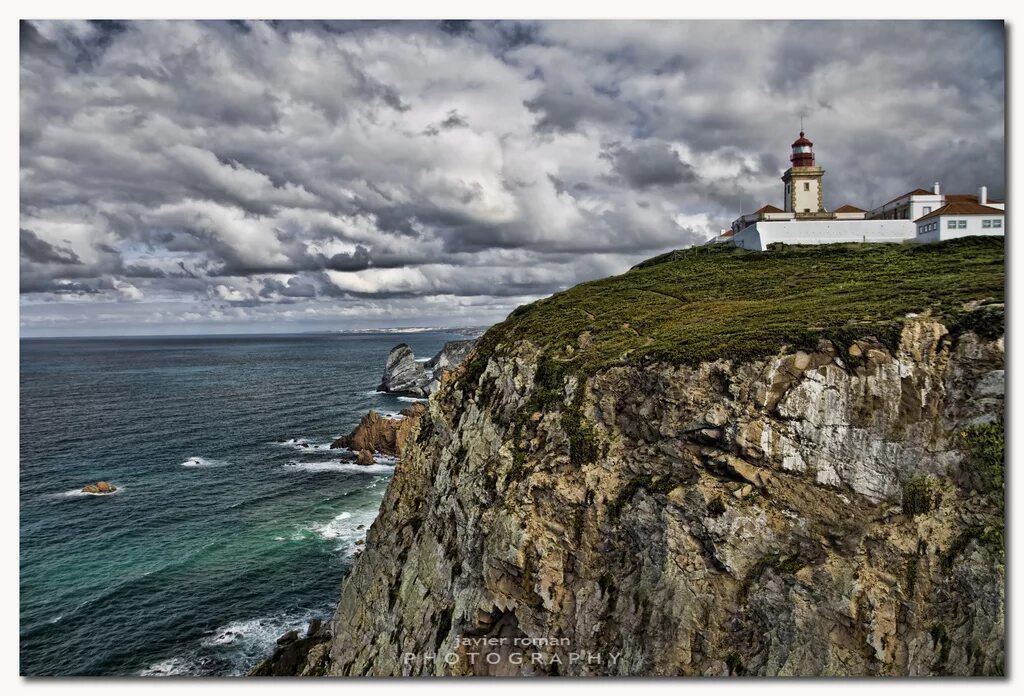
[{"xmin": 19, "ymin": 331, "xmax": 465, "ymax": 676}]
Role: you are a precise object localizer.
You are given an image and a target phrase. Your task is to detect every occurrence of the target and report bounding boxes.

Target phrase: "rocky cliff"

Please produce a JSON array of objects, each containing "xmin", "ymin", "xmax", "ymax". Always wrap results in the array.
[
  {"xmin": 330, "ymin": 403, "xmax": 427, "ymax": 459},
  {"xmin": 378, "ymin": 340, "xmax": 477, "ymax": 397},
  {"xmin": 320, "ymin": 240, "xmax": 1005, "ymax": 677}
]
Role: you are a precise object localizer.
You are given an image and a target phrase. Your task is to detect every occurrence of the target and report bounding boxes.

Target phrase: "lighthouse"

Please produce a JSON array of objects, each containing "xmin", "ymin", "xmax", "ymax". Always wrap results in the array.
[{"xmin": 781, "ymin": 131, "xmax": 826, "ymax": 217}]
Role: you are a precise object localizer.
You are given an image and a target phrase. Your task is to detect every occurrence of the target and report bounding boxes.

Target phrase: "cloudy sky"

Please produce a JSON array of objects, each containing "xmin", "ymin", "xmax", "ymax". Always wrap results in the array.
[{"xmin": 20, "ymin": 19, "xmax": 1005, "ymax": 336}]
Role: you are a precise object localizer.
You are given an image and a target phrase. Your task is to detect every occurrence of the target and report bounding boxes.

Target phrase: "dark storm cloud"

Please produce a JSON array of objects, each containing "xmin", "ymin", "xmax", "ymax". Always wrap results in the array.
[
  {"xmin": 603, "ymin": 141, "xmax": 696, "ymax": 189},
  {"xmin": 19, "ymin": 20, "xmax": 1005, "ymax": 335},
  {"xmin": 20, "ymin": 229, "xmax": 81, "ymax": 265}
]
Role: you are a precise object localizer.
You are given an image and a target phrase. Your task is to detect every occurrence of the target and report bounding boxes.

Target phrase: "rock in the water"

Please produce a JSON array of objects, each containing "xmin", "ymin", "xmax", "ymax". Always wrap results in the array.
[
  {"xmin": 378, "ymin": 340, "xmax": 477, "ymax": 397},
  {"xmin": 356, "ymin": 449, "xmax": 375, "ymax": 466},
  {"xmin": 250, "ymin": 622, "xmax": 333, "ymax": 677},
  {"xmin": 330, "ymin": 403, "xmax": 427, "ymax": 457},
  {"xmin": 276, "ymin": 629, "xmax": 299, "ymax": 646},
  {"xmin": 378, "ymin": 344, "xmax": 428, "ymax": 396},
  {"xmin": 82, "ymin": 481, "xmax": 116, "ymax": 494}
]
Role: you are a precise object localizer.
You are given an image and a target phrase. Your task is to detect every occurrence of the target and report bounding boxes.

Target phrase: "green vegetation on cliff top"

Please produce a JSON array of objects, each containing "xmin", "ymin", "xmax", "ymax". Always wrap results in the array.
[{"xmin": 463, "ymin": 237, "xmax": 1004, "ymax": 380}]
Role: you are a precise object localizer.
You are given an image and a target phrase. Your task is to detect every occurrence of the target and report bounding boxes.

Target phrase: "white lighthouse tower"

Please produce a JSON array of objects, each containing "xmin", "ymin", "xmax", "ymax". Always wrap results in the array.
[{"xmin": 781, "ymin": 131, "xmax": 826, "ymax": 217}]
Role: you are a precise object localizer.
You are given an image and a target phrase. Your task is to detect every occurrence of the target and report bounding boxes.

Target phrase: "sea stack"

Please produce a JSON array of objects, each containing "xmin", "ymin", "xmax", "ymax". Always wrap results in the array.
[{"xmin": 377, "ymin": 340, "xmax": 477, "ymax": 397}]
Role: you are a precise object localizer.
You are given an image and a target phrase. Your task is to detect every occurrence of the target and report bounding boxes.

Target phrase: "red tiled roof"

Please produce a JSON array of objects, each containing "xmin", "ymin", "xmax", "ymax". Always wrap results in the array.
[
  {"xmin": 833, "ymin": 204, "xmax": 866, "ymax": 213},
  {"xmin": 721, "ymin": 229, "xmax": 735, "ymax": 238},
  {"xmin": 945, "ymin": 193, "xmax": 1005, "ymax": 205},
  {"xmin": 753, "ymin": 204, "xmax": 784, "ymax": 215},
  {"xmin": 915, "ymin": 202, "xmax": 1005, "ymax": 222},
  {"xmin": 882, "ymin": 188, "xmax": 934, "ymax": 206}
]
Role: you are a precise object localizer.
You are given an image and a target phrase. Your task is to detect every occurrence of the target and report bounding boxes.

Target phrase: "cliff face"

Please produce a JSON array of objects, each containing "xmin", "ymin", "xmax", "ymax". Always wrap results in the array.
[
  {"xmin": 321, "ymin": 241, "xmax": 1005, "ymax": 677},
  {"xmin": 327, "ymin": 316, "xmax": 1003, "ymax": 676}
]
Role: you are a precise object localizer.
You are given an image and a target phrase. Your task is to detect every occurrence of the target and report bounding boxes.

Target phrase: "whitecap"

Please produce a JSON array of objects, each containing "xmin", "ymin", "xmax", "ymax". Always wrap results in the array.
[
  {"xmin": 180, "ymin": 456, "xmax": 229, "ymax": 468},
  {"xmin": 143, "ymin": 610, "xmax": 328, "ymax": 676},
  {"xmin": 307, "ymin": 507, "xmax": 379, "ymax": 555},
  {"xmin": 397, "ymin": 396, "xmax": 428, "ymax": 403},
  {"xmin": 139, "ymin": 656, "xmax": 201, "ymax": 677},
  {"xmin": 271, "ymin": 438, "xmax": 335, "ymax": 452},
  {"xmin": 282, "ymin": 460, "xmax": 395, "ymax": 475},
  {"xmin": 61, "ymin": 485, "xmax": 124, "ymax": 498},
  {"xmin": 201, "ymin": 612, "xmax": 322, "ymax": 652}
]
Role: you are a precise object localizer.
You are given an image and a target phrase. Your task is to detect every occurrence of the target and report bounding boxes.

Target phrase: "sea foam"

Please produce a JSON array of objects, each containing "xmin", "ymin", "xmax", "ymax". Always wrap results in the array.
[
  {"xmin": 180, "ymin": 456, "xmax": 230, "ymax": 468},
  {"xmin": 308, "ymin": 507, "xmax": 379, "ymax": 555},
  {"xmin": 142, "ymin": 609, "xmax": 328, "ymax": 676},
  {"xmin": 270, "ymin": 438, "xmax": 335, "ymax": 452},
  {"xmin": 60, "ymin": 485, "xmax": 124, "ymax": 498},
  {"xmin": 282, "ymin": 460, "xmax": 395, "ymax": 475}
]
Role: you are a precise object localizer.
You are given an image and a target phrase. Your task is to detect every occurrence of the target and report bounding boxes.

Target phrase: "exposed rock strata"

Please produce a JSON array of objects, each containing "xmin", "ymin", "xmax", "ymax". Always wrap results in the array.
[
  {"xmin": 331, "ymin": 403, "xmax": 427, "ymax": 458},
  {"xmin": 378, "ymin": 340, "xmax": 476, "ymax": 397},
  {"xmin": 325, "ymin": 314, "xmax": 1004, "ymax": 677}
]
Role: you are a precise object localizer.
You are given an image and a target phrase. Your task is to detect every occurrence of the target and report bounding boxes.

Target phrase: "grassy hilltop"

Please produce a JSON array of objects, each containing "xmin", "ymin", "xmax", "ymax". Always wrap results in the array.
[{"xmin": 463, "ymin": 237, "xmax": 1005, "ymax": 381}]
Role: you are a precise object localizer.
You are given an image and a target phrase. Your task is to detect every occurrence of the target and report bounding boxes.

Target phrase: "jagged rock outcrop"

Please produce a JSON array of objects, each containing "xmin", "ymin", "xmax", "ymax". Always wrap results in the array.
[
  {"xmin": 250, "ymin": 619, "xmax": 332, "ymax": 677},
  {"xmin": 331, "ymin": 403, "xmax": 427, "ymax": 458},
  {"xmin": 82, "ymin": 481, "xmax": 116, "ymax": 494},
  {"xmin": 378, "ymin": 344, "xmax": 427, "ymax": 396},
  {"xmin": 324, "ymin": 311, "xmax": 1004, "ymax": 677},
  {"xmin": 378, "ymin": 340, "xmax": 477, "ymax": 397}
]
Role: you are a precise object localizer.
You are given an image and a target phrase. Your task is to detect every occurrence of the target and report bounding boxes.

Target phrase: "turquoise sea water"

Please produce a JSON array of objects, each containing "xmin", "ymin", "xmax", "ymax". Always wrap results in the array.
[{"xmin": 20, "ymin": 331, "xmax": 461, "ymax": 676}]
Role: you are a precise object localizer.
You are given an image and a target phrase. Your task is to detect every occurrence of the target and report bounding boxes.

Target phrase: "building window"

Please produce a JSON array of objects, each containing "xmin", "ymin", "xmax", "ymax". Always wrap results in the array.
[
  {"xmin": 923, "ymin": 206, "xmax": 931, "ymax": 215},
  {"xmin": 958, "ymin": 220, "xmax": 967, "ymax": 229},
  {"xmin": 803, "ymin": 182, "xmax": 810, "ymax": 191},
  {"xmin": 947, "ymin": 220, "xmax": 957, "ymax": 229},
  {"xmin": 994, "ymin": 219, "xmax": 1002, "ymax": 228},
  {"xmin": 983, "ymin": 219, "xmax": 992, "ymax": 228},
  {"xmin": 803, "ymin": 208, "xmax": 810, "ymax": 213}
]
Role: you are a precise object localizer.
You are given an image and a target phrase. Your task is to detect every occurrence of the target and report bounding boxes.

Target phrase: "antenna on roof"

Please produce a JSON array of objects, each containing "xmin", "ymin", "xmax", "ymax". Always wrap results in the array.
[{"xmin": 800, "ymin": 114, "xmax": 804, "ymax": 132}]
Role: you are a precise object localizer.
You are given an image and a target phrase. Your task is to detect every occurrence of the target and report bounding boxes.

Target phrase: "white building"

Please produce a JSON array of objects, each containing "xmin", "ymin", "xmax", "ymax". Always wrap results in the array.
[
  {"xmin": 868, "ymin": 185, "xmax": 944, "ymax": 221},
  {"xmin": 723, "ymin": 130, "xmax": 1005, "ymax": 250},
  {"xmin": 914, "ymin": 202, "xmax": 1005, "ymax": 244},
  {"xmin": 867, "ymin": 183, "xmax": 1003, "ymax": 220}
]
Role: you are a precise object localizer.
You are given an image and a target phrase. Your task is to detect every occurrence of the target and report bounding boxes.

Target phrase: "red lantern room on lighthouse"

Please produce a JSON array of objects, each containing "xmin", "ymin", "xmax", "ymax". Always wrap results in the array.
[{"xmin": 790, "ymin": 131, "xmax": 815, "ymax": 168}]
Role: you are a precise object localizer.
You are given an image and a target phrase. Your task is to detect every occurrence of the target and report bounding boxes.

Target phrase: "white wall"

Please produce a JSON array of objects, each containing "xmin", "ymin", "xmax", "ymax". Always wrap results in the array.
[
  {"xmin": 915, "ymin": 215, "xmax": 1004, "ymax": 243},
  {"xmin": 732, "ymin": 220, "xmax": 917, "ymax": 251},
  {"xmin": 868, "ymin": 193, "xmax": 942, "ymax": 220},
  {"xmin": 908, "ymin": 196, "xmax": 943, "ymax": 220}
]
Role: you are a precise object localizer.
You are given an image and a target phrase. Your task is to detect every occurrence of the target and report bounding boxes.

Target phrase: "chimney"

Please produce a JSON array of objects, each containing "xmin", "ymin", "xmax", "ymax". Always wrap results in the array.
[
  {"xmin": 978, "ymin": 186, "xmax": 988, "ymax": 206},
  {"xmin": 933, "ymin": 182, "xmax": 941, "ymax": 195}
]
